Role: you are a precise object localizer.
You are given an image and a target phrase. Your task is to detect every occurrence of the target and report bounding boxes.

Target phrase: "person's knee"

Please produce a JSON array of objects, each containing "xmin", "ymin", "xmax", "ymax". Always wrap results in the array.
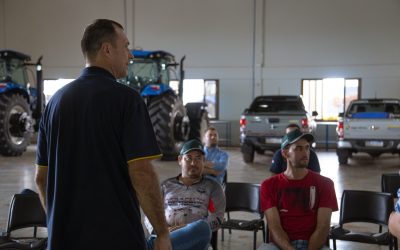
[{"xmin": 190, "ymin": 220, "xmax": 212, "ymax": 242}]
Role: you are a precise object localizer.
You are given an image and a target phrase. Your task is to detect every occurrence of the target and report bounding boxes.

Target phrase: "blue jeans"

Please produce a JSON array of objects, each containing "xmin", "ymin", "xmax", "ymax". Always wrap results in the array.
[
  {"xmin": 146, "ymin": 220, "xmax": 212, "ymax": 250},
  {"xmin": 257, "ymin": 241, "xmax": 331, "ymax": 250}
]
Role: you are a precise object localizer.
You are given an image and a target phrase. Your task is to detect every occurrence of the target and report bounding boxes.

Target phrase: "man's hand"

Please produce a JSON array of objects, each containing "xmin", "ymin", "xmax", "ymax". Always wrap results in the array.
[{"xmin": 204, "ymin": 161, "xmax": 214, "ymax": 168}]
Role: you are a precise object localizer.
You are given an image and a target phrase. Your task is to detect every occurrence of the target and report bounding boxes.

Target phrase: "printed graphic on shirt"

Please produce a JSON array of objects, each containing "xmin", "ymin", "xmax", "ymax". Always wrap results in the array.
[{"xmin": 278, "ymin": 186, "xmax": 317, "ymax": 213}]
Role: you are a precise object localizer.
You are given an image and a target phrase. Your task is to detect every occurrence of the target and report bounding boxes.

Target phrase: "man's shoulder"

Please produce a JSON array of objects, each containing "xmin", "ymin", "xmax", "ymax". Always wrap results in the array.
[
  {"xmin": 309, "ymin": 171, "xmax": 334, "ymax": 184},
  {"xmin": 261, "ymin": 174, "xmax": 281, "ymax": 186}
]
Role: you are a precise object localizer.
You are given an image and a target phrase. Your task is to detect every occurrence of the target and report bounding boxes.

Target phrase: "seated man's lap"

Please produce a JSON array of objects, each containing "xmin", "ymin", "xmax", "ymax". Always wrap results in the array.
[{"xmin": 146, "ymin": 220, "xmax": 211, "ymax": 250}]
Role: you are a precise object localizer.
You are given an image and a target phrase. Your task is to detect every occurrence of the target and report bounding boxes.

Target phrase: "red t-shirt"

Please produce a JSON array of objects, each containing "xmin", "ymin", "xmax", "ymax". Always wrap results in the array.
[{"xmin": 260, "ymin": 171, "xmax": 338, "ymax": 241}]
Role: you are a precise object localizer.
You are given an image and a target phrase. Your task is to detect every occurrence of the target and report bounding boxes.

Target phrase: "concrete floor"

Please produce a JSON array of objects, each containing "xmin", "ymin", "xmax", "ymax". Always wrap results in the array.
[{"xmin": 1, "ymin": 145, "xmax": 399, "ymax": 249}]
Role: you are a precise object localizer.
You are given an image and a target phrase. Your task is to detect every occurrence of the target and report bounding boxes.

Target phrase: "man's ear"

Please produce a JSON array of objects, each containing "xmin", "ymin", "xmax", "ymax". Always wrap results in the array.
[
  {"xmin": 100, "ymin": 42, "xmax": 112, "ymax": 57},
  {"xmin": 177, "ymin": 155, "xmax": 182, "ymax": 165},
  {"xmin": 281, "ymin": 148, "xmax": 288, "ymax": 160}
]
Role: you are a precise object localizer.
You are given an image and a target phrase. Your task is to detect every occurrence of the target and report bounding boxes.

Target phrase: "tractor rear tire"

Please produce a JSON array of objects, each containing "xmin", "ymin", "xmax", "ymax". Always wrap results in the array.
[
  {"xmin": 148, "ymin": 91, "xmax": 187, "ymax": 161},
  {"xmin": 0, "ymin": 93, "xmax": 32, "ymax": 156}
]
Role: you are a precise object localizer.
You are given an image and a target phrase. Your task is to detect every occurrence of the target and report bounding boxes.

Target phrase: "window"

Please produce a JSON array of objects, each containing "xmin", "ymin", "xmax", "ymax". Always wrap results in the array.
[
  {"xmin": 180, "ymin": 79, "xmax": 219, "ymax": 120},
  {"xmin": 43, "ymin": 79, "xmax": 74, "ymax": 104},
  {"xmin": 302, "ymin": 78, "xmax": 360, "ymax": 121}
]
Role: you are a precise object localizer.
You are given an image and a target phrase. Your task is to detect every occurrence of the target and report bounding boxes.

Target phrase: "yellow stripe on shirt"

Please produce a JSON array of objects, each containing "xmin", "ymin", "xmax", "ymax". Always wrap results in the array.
[
  {"xmin": 127, "ymin": 154, "xmax": 163, "ymax": 163},
  {"xmin": 35, "ymin": 164, "xmax": 48, "ymax": 168}
]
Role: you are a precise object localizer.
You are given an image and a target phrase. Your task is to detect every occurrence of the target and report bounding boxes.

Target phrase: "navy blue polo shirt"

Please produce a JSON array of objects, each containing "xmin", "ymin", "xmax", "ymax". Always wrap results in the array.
[
  {"xmin": 269, "ymin": 148, "xmax": 321, "ymax": 174},
  {"xmin": 36, "ymin": 67, "xmax": 161, "ymax": 250}
]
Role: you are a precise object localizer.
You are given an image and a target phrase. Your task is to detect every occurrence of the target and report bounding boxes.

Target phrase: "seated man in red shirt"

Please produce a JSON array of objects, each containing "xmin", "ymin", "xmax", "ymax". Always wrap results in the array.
[{"xmin": 258, "ymin": 129, "xmax": 338, "ymax": 250}]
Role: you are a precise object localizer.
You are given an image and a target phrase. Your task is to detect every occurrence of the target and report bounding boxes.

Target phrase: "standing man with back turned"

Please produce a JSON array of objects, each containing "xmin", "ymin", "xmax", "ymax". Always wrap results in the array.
[{"xmin": 34, "ymin": 19, "xmax": 171, "ymax": 250}]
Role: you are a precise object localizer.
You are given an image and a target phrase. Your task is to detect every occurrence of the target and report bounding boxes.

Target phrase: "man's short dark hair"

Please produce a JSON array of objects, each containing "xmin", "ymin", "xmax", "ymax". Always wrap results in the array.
[{"xmin": 81, "ymin": 19, "xmax": 123, "ymax": 60}]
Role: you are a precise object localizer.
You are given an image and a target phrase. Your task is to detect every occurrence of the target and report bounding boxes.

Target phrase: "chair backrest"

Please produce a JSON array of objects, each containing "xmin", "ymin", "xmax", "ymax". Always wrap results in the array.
[
  {"xmin": 224, "ymin": 182, "xmax": 261, "ymax": 214},
  {"xmin": 339, "ymin": 190, "xmax": 393, "ymax": 226},
  {"xmin": 381, "ymin": 173, "xmax": 400, "ymax": 198},
  {"xmin": 6, "ymin": 193, "xmax": 47, "ymax": 236}
]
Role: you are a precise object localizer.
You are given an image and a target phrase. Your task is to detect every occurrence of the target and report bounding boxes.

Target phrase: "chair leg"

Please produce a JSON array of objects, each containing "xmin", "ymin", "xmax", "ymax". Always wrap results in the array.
[
  {"xmin": 332, "ymin": 239, "xmax": 336, "ymax": 250},
  {"xmin": 253, "ymin": 230, "xmax": 257, "ymax": 250},
  {"xmin": 211, "ymin": 231, "xmax": 218, "ymax": 250},
  {"xmin": 394, "ymin": 237, "xmax": 398, "ymax": 250},
  {"xmin": 228, "ymin": 213, "xmax": 232, "ymax": 234},
  {"xmin": 221, "ymin": 227, "xmax": 224, "ymax": 241},
  {"xmin": 262, "ymin": 225, "xmax": 266, "ymax": 243}
]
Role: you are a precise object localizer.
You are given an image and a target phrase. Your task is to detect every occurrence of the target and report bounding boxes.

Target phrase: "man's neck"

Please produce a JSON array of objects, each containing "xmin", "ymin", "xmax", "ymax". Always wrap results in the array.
[
  {"xmin": 284, "ymin": 166, "xmax": 308, "ymax": 180},
  {"xmin": 179, "ymin": 175, "xmax": 202, "ymax": 186}
]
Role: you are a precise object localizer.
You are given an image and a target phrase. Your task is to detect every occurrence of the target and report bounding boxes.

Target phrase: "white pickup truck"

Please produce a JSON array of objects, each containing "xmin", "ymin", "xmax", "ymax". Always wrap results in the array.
[
  {"xmin": 336, "ymin": 98, "xmax": 400, "ymax": 164},
  {"xmin": 239, "ymin": 95, "xmax": 317, "ymax": 163}
]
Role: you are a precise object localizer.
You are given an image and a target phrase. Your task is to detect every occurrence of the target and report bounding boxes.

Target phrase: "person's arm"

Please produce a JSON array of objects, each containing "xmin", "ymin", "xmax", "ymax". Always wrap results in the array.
[
  {"xmin": 202, "ymin": 162, "xmax": 220, "ymax": 176},
  {"xmin": 269, "ymin": 150, "xmax": 284, "ymax": 175},
  {"xmin": 203, "ymin": 151, "xmax": 228, "ymax": 176},
  {"xmin": 35, "ymin": 165, "xmax": 48, "ymax": 212},
  {"xmin": 265, "ymin": 207, "xmax": 295, "ymax": 250},
  {"xmin": 307, "ymin": 207, "xmax": 332, "ymax": 250},
  {"xmin": 207, "ymin": 183, "xmax": 226, "ymax": 231},
  {"xmin": 389, "ymin": 212, "xmax": 400, "ymax": 238},
  {"xmin": 128, "ymin": 158, "xmax": 172, "ymax": 250}
]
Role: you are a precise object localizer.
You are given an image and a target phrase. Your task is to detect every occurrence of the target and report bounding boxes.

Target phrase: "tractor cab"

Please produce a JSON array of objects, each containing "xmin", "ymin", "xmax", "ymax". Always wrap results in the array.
[
  {"xmin": 0, "ymin": 50, "xmax": 31, "ymax": 89},
  {"xmin": 124, "ymin": 50, "xmax": 180, "ymax": 96}
]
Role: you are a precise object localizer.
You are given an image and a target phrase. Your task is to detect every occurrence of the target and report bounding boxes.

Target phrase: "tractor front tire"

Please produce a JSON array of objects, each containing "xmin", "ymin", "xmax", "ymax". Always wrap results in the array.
[
  {"xmin": 0, "ymin": 93, "xmax": 32, "ymax": 156},
  {"xmin": 148, "ymin": 91, "xmax": 187, "ymax": 160}
]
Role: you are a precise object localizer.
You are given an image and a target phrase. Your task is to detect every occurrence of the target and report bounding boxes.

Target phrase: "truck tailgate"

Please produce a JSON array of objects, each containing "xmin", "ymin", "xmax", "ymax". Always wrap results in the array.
[
  {"xmin": 344, "ymin": 118, "xmax": 400, "ymax": 139},
  {"xmin": 245, "ymin": 114, "xmax": 306, "ymax": 136}
]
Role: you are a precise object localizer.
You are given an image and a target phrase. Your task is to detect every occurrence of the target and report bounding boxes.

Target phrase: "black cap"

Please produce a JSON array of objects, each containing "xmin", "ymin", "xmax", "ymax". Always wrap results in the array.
[{"xmin": 180, "ymin": 139, "xmax": 205, "ymax": 155}]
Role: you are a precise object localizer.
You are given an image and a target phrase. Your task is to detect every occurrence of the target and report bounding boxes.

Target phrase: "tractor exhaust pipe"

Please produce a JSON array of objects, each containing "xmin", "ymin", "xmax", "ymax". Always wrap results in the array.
[
  {"xmin": 32, "ymin": 56, "xmax": 43, "ymax": 122},
  {"xmin": 178, "ymin": 55, "xmax": 186, "ymax": 99}
]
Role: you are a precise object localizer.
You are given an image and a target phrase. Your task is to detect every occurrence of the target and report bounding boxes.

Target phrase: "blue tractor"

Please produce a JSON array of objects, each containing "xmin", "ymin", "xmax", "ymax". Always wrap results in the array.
[
  {"xmin": 0, "ymin": 50, "xmax": 43, "ymax": 156},
  {"xmin": 121, "ymin": 50, "xmax": 209, "ymax": 160}
]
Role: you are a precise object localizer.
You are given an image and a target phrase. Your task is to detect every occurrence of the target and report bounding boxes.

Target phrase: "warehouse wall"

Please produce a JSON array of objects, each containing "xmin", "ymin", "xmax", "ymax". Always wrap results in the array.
[{"xmin": 1, "ymin": 0, "xmax": 400, "ymax": 145}]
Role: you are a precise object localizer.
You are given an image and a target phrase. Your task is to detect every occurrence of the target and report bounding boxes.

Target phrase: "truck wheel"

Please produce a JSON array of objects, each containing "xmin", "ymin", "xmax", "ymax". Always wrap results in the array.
[
  {"xmin": 148, "ymin": 91, "xmax": 187, "ymax": 160},
  {"xmin": 241, "ymin": 143, "xmax": 255, "ymax": 163},
  {"xmin": 188, "ymin": 110, "xmax": 209, "ymax": 141},
  {"xmin": 337, "ymin": 149, "xmax": 349, "ymax": 165},
  {"xmin": 0, "ymin": 93, "xmax": 33, "ymax": 156}
]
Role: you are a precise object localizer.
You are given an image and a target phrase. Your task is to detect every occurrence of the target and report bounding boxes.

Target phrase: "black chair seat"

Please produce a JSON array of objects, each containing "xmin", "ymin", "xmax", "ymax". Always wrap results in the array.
[
  {"xmin": 0, "ymin": 236, "xmax": 47, "ymax": 250},
  {"xmin": 222, "ymin": 219, "xmax": 264, "ymax": 231},
  {"xmin": 330, "ymin": 226, "xmax": 390, "ymax": 244}
]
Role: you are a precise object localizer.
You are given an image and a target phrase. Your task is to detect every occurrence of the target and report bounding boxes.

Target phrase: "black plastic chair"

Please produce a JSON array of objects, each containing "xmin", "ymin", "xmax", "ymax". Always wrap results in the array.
[
  {"xmin": 382, "ymin": 173, "xmax": 400, "ymax": 198},
  {"xmin": 381, "ymin": 173, "xmax": 400, "ymax": 248},
  {"xmin": 220, "ymin": 182, "xmax": 265, "ymax": 250},
  {"xmin": 0, "ymin": 193, "xmax": 47, "ymax": 250},
  {"xmin": 330, "ymin": 190, "xmax": 396, "ymax": 250}
]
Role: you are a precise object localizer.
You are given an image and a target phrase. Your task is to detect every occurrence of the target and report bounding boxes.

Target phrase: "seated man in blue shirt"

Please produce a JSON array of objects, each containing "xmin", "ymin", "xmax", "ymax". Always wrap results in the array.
[
  {"xmin": 202, "ymin": 126, "xmax": 229, "ymax": 185},
  {"xmin": 269, "ymin": 124, "xmax": 321, "ymax": 174}
]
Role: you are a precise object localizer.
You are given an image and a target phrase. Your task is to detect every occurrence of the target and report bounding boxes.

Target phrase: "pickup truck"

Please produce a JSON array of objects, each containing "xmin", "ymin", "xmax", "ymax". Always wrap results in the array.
[
  {"xmin": 336, "ymin": 98, "xmax": 400, "ymax": 164},
  {"xmin": 239, "ymin": 95, "xmax": 317, "ymax": 163}
]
